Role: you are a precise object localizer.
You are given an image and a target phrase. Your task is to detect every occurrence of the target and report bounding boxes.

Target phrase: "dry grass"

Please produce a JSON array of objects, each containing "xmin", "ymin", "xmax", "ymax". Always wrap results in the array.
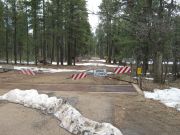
[{"xmin": 142, "ymin": 78, "xmax": 180, "ymax": 91}]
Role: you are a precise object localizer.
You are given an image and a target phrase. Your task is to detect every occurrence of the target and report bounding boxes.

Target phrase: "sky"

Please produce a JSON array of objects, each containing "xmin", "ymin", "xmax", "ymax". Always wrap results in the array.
[
  {"xmin": 86, "ymin": 0, "xmax": 180, "ymax": 33},
  {"xmin": 86, "ymin": 0, "xmax": 102, "ymax": 33}
]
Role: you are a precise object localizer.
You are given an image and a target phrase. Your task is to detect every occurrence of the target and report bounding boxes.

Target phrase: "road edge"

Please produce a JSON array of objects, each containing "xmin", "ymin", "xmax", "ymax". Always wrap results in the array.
[{"xmin": 132, "ymin": 84, "xmax": 144, "ymax": 95}]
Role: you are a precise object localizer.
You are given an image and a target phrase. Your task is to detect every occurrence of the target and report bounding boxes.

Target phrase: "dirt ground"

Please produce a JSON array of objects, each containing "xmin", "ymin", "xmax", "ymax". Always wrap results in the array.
[
  {"xmin": 0, "ymin": 69, "xmax": 180, "ymax": 135},
  {"xmin": 0, "ymin": 71, "xmax": 129, "ymax": 85},
  {"xmin": 0, "ymin": 91, "xmax": 114, "ymax": 135},
  {"xmin": 0, "ymin": 91, "xmax": 180, "ymax": 135}
]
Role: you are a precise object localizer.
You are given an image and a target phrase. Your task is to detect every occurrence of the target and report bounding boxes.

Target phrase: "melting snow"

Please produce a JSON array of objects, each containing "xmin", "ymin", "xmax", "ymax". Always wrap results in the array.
[
  {"xmin": 13, "ymin": 66, "xmax": 86, "ymax": 73},
  {"xmin": 82, "ymin": 59, "xmax": 106, "ymax": 63},
  {"xmin": 52, "ymin": 61, "xmax": 119, "ymax": 68},
  {"xmin": 0, "ymin": 60, "xmax": 35, "ymax": 64},
  {"xmin": 144, "ymin": 88, "xmax": 180, "ymax": 111},
  {"xmin": 0, "ymin": 89, "xmax": 123, "ymax": 135},
  {"xmin": 76, "ymin": 63, "xmax": 119, "ymax": 67},
  {"xmin": 145, "ymin": 78, "xmax": 154, "ymax": 81}
]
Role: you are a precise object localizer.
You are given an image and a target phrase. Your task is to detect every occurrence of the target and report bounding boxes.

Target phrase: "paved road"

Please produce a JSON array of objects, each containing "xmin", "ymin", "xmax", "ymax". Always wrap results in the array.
[{"xmin": 0, "ymin": 83, "xmax": 136, "ymax": 93}]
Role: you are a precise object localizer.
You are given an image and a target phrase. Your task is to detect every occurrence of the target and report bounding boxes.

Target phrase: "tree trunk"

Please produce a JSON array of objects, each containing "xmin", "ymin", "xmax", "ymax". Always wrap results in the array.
[
  {"xmin": 60, "ymin": 37, "xmax": 64, "ymax": 65},
  {"xmin": 5, "ymin": 28, "xmax": 9, "ymax": 64},
  {"xmin": 99, "ymin": 42, "xmax": 104, "ymax": 59},
  {"xmin": 42, "ymin": 0, "xmax": 46, "ymax": 65},
  {"xmin": 67, "ymin": 2, "xmax": 73, "ymax": 66},
  {"xmin": 107, "ymin": 16, "xmax": 112, "ymax": 64},
  {"xmin": 5, "ymin": 4, "xmax": 9, "ymax": 64},
  {"xmin": 154, "ymin": 51, "xmax": 163, "ymax": 83},
  {"xmin": 33, "ymin": 1, "xmax": 38, "ymax": 66},
  {"xmin": 51, "ymin": 32, "xmax": 55, "ymax": 64},
  {"xmin": 26, "ymin": 5, "xmax": 29, "ymax": 65},
  {"xmin": 19, "ymin": 42, "xmax": 22, "ymax": 64},
  {"xmin": 153, "ymin": 0, "xmax": 164, "ymax": 83},
  {"xmin": 143, "ymin": 47, "xmax": 149, "ymax": 76},
  {"xmin": 173, "ymin": 56, "xmax": 178, "ymax": 80},
  {"xmin": 73, "ymin": 38, "xmax": 76, "ymax": 66},
  {"xmin": 163, "ymin": 59, "xmax": 169, "ymax": 84},
  {"xmin": 13, "ymin": 0, "xmax": 17, "ymax": 64},
  {"xmin": 67, "ymin": 30, "xmax": 72, "ymax": 65},
  {"xmin": 56, "ymin": 37, "xmax": 60, "ymax": 66}
]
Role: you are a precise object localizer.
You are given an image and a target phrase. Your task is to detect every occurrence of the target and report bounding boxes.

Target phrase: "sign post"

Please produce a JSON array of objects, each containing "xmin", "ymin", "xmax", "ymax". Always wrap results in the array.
[
  {"xmin": 137, "ymin": 67, "xmax": 142, "ymax": 89},
  {"xmin": 137, "ymin": 67, "xmax": 142, "ymax": 76}
]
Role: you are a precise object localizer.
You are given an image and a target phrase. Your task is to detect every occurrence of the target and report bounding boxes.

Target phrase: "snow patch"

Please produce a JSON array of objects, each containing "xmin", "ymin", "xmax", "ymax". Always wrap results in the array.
[
  {"xmin": 75, "ymin": 63, "xmax": 119, "ymax": 67},
  {"xmin": 13, "ymin": 66, "xmax": 86, "ymax": 73},
  {"xmin": 145, "ymin": 78, "xmax": 154, "ymax": 81},
  {"xmin": 82, "ymin": 59, "xmax": 106, "ymax": 63},
  {"xmin": 0, "ymin": 60, "xmax": 35, "ymax": 64},
  {"xmin": 0, "ymin": 89, "xmax": 123, "ymax": 135},
  {"xmin": 144, "ymin": 88, "xmax": 180, "ymax": 111},
  {"xmin": 52, "ymin": 61, "xmax": 118, "ymax": 67}
]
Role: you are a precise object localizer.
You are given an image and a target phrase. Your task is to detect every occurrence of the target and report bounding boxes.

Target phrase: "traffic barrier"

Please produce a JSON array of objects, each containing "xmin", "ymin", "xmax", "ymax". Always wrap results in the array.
[
  {"xmin": 19, "ymin": 69, "xmax": 36, "ymax": 76},
  {"xmin": 114, "ymin": 66, "xmax": 131, "ymax": 74},
  {"xmin": 72, "ymin": 72, "xmax": 87, "ymax": 80},
  {"xmin": 94, "ymin": 69, "xmax": 107, "ymax": 77}
]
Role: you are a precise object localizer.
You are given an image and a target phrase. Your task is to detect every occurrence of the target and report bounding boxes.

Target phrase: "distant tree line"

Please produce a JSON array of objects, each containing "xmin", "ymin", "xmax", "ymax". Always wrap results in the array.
[
  {"xmin": 96, "ymin": 0, "xmax": 180, "ymax": 83},
  {"xmin": 0, "ymin": 0, "xmax": 94, "ymax": 66}
]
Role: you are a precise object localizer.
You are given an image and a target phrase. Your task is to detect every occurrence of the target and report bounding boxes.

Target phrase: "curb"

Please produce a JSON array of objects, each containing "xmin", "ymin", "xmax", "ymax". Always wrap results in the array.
[{"xmin": 132, "ymin": 84, "xmax": 144, "ymax": 95}]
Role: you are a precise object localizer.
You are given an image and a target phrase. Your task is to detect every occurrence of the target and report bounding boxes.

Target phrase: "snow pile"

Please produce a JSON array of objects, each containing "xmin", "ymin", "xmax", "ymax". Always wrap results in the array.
[
  {"xmin": 144, "ymin": 88, "xmax": 180, "ymax": 111},
  {"xmin": 13, "ymin": 66, "xmax": 86, "ymax": 73},
  {"xmin": 33, "ymin": 68, "xmax": 86, "ymax": 73},
  {"xmin": 82, "ymin": 59, "xmax": 106, "ymax": 63},
  {"xmin": 145, "ymin": 77, "xmax": 154, "ymax": 81},
  {"xmin": 0, "ymin": 60, "xmax": 35, "ymax": 64},
  {"xmin": 89, "ymin": 59, "xmax": 106, "ymax": 62},
  {"xmin": 76, "ymin": 63, "xmax": 118, "ymax": 68},
  {"xmin": 0, "ymin": 89, "xmax": 61, "ymax": 113},
  {"xmin": 52, "ymin": 61, "xmax": 119, "ymax": 67},
  {"xmin": 0, "ymin": 89, "xmax": 123, "ymax": 135}
]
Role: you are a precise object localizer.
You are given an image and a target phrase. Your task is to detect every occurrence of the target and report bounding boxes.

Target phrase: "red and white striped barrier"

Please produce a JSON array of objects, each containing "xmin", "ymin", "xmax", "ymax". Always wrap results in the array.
[
  {"xmin": 114, "ymin": 66, "xmax": 131, "ymax": 74},
  {"xmin": 19, "ymin": 69, "xmax": 36, "ymax": 76},
  {"xmin": 72, "ymin": 72, "xmax": 87, "ymax": 80}
]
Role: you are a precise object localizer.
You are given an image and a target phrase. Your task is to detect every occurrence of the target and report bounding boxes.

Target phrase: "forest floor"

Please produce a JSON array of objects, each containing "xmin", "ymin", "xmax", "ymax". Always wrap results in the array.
[{"xmin": 0, "ymin": 64, "xmax": 180, "ymax": 135}]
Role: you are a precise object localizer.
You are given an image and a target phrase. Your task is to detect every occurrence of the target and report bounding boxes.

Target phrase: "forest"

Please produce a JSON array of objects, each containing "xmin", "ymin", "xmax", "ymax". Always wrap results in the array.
[
  {"xmin": 96, "ymin": 0, "xmax": 180, "ymax": 83},
  {"xmin": 0, "ymin": 0, "xmax": 180, "ymax": 83},
  {"xmin": 0, "ymin": 0, "xmax": 94, "ymax": 66}
]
